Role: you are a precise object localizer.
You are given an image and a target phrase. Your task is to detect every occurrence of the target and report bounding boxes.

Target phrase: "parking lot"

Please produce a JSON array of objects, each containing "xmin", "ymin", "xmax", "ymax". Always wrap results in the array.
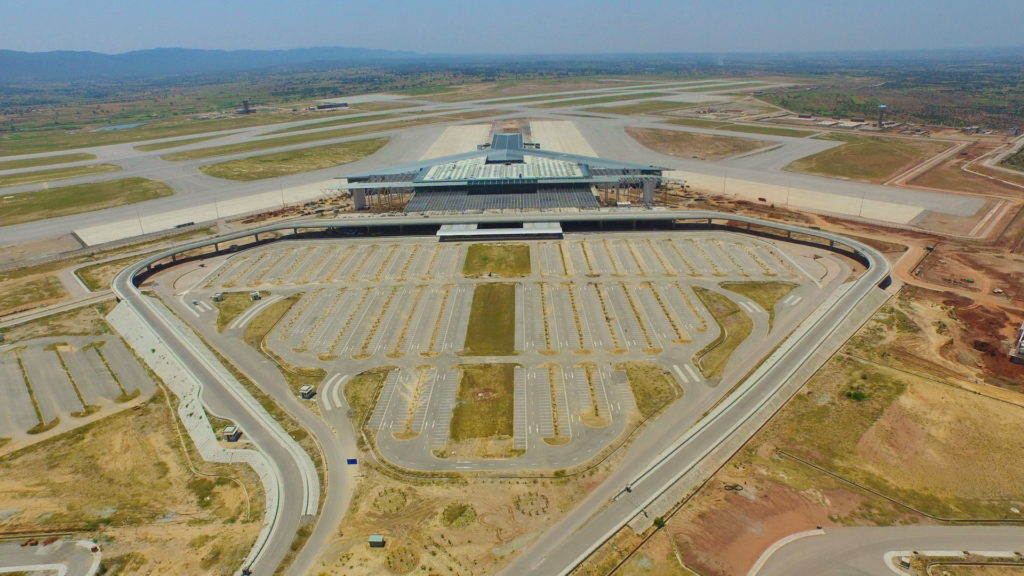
[
  {"xmin": 0, "ymin": 336, "xmax": 156, "ymax": 440},
  {"xmin": 191, "ymin": 232, "xmax": 829, "ymax": 468}
]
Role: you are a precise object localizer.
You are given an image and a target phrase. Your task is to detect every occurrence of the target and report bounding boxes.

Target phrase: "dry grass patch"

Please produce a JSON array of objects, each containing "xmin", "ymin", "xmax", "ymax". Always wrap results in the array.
[
  {"xmin": 0, "ymin": 274, "xmax": 66, "ymax": 317},
  {"xmin": 0, "ymin": 177, "xmax": 173, "ymax": 227},
  {"xmin": 721, "ymin": 281, "xmax": 798, "ymax": 330},
  {"xmin": 0, "ymin": 163, "xmax": 121, "ymax": 188},
  {"xmin": 243, "ymin": 294, "xmax": 324, "ymax": 394},
  {"xmin": 163, "ymin": 116, "xmax": 448, "ymax": 161},
  {"xmin": 133, "ymin": 134, "xmax": 231, "ymax": 151},
  {"xmin": 616, "ymin": 361, "xmax": 683, "ymax": 419},
  {"xmin": 787, "ymin": 133, "xmax": 951, "ymax": 183},
  {"xmin": 462, "ymin": 243, "xmax": 531, "ymax": 277},
  {"xmin": 692, "ymin": 287, "xmax": 753, "ymax": 380},
  {"xmin": 0, "ymin": 389, "xmax": 262, "ymax": 575},
  {"xmin": 450, "ymin": 363, "xmax": 516, "ymax": 442},
  {"xmin": 199, "ymin": 138, "xmax": 388, "ymax": 181},
  {"xmin": 584, "ymin": 100, "xmax": 699, "ymax": 115},
  {"xmin": 0, "ymin": 152, "xmax": 95, "ymax": 170},
  {"xmin": 929, "ymin": 566, "xmax": 1024, "ymax": 576},
  {"xmin": 1, "ymin": 300, "xmax": 113, "ymax": 342},
  {"xmin": 463, "ymin": 283, "xmax": 517, "ymax": 356},
  {"xmin": 212, "ymin": 292, "xmax": 258, "ymax": 332},
  {"xmin": 346, "ymin": 368, "xmax": 395, "ymax": 428},
  {"xmin": 626, "ymin": 127, "xmax": 771, "ymax": 161}
]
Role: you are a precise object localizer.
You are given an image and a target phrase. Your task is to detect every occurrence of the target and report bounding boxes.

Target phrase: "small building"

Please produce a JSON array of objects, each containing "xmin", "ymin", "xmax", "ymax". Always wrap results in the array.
[
  {"xmin": 369, "ymin": 535, "xmax": 385, "ymax": 548},
  {"xmin": 212, "ymin": 292, "xmax": 224, "ymax": 302},
  {"xmin": 223, "ymin": 426, "xmax": 242, "ymax": 442},
  {"xmin": 299, "ymin": 385, "xmax": 316, "ymax": 399},
  {"xmin": 249, "ymin": 291, "xmax": 261, "ymax": 301}
]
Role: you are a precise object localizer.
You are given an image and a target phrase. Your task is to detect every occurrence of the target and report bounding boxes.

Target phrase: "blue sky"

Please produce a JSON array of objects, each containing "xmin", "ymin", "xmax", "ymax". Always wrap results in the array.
[{"xmin": 2, "ymin": 0, "xmax": 1021, "ymax": 54}]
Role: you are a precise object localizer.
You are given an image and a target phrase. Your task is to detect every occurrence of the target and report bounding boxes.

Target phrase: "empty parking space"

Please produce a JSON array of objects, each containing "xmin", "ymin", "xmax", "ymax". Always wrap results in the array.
[
  {"xmin": 0, "ymin": 355, "xmax": 39, "ymax": 436},
  {"xmin": 197, "ymin": 234, "xmax": 824, "ymax": 466}
]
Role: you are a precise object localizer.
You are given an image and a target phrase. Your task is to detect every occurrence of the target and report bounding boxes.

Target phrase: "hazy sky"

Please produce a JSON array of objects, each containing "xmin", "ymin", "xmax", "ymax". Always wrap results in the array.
[{"xmin": 2, "ymin": 0, "xmax": 1021, "ymax": 54}]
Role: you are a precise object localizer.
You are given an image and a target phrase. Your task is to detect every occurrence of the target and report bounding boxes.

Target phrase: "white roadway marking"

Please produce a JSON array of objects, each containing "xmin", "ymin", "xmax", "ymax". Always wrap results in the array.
[
  {"xmin": 684, "ymin": 364, "xmax": 700, "ymax": 382},
  {"xmin": 180, "ymin": 295, "xmax": 200, "ymax": 317},
  {"xmin": 331, "ymin": 375, "xmax": 346, "ymax": 412},
  {"xmin": 319, "ymin": 373, "xmax": 343, "ymax": 411},
  {"xmin": 673, "ymin": 364, "xmax": 690, "ymax": 384},
  {"xmin": 229, "ymin": 294, "xmax": 284, "ymax": 331}
]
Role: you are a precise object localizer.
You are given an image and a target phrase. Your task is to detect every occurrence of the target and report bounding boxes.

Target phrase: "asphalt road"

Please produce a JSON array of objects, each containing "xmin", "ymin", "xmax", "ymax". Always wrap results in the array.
[
  {"xmin": 755, "ymin": 526, "xmax": 1024, "ymax": 576},
  {"xmin": 160, "ymin": 278, "xmax": 358, "ymax": 576},
  {"xmin": 0, "ymin": 539, "xmax": 100, "ymax": 576},
  {"xmin": 111, "ymin": 264, "xmax": 318, "ymax": 574}
]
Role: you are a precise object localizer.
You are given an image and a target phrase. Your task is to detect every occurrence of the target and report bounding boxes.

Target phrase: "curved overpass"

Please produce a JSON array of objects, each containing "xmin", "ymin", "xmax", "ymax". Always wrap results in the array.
[{"xmin": 111, "ymin": 209, "xmax": 889, "ymax": 575}]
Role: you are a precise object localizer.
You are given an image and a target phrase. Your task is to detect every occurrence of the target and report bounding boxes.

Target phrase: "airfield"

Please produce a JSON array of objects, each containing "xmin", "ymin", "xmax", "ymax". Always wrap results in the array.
[{"xmin": 1, "ymin": 75, "xmax": 1023, "ymax": 576}]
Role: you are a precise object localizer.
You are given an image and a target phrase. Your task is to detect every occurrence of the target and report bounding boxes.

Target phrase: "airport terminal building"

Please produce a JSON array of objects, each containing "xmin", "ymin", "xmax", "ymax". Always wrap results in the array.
[{"xmin": 340, "ymin": 132, "xmax": 665, "ymax": 212}]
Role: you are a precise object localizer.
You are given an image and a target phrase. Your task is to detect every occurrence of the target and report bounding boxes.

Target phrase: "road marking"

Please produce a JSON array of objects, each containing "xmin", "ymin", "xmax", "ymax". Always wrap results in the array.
[
  {"xmin": 320, "ymin": 378, "xmax": 335, "ymax": 411},
  {"xmin": 672, "ymin": 364, "xmax": 690, "ymax": 383},
  {"xmin": 331, "ymin": 374, "xmax": 347, "ymax": 411},
  {"xmin": 685, "ymin": 364, "xmax": 700, "ymax": 382},
  {"xmin": 181, "ymin": 295, "xmax": 200, "ymax": 317}
]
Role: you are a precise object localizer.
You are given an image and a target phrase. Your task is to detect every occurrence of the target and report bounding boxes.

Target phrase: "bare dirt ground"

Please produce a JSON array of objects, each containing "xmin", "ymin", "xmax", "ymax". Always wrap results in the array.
[
  {"xmin": 0, "ymin": 234, "xmax": 82, "ymax": 269},
  {"xmin": 908, "ymin": 141, "xmax": 1024, "ymax": 198},
  {"xmin": 312, "ymin": 462, "xmax": 599, "ymax": 575},
  {"xmin": 0, "ymin": 388, "xmax": 262, "ymax": 575},
  {"xmin": 604, "ymin": 287, "xmax": 1024, "ymax": 576}
]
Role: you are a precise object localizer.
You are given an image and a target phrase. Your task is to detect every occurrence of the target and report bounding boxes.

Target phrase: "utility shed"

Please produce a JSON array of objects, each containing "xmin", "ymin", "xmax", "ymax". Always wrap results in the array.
[{"xmin": 369, "ymin": 534, "xmax": 385, "ymax": 548}]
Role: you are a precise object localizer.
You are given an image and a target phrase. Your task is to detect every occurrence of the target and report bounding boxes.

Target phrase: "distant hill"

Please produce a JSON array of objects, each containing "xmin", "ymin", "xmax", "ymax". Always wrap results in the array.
[{"xmin": 0, "ymin": 46, "xmax": 419, "ymax": 83}]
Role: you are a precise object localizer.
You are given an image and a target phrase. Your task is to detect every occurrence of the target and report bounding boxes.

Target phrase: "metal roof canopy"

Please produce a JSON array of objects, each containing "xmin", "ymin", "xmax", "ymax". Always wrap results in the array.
[
  {"xmin": 334, "ymin": 174, "xmax": 661, "ymax": 191},
  {"xmin": 436, "ymin": 221, "xmax": 563, "ymax": 238},
  {"xmin": 491, "ymin": 133, "xmax": 524, "ymax": 150},
  {"xmin": 344, "ymin": 131, "xmax": 664, "ymax": 181}
]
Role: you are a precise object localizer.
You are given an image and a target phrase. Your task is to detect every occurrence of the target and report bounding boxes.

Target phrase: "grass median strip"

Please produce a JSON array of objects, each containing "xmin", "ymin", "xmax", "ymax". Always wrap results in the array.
[
  {"xmin": 162, "ymin": 116, "xmax": 452, "ymax": 161},
  {"xmin": 627, "ymin": 126, "xmax": 771, "ymax": 160},
  {"xmin": 0, "ymin": 177, "xmax": 173, "ymax": 227},
  {"xmin": 0, "ymin": 163, "xmax": 122, "ymax": 188},
  {"xmin": 615, "ymin": 361, "xmax": 683, "ymax": 419},
  {"xmin": 450, "ymin": 363, "xmax": 516, "ymax": 441},
  {"xmin": 786, "ymin": 133, "xmax": 951, "ymax": 183},
  {"xmin": 0, "ymin": 152, "xmax": 96, "ymax": 170},
  {"xmin": 199, "ymin": 138, "xmax": 388, "ymax": 181},
  {"xmin": 529, "ymin": 92, "xmax": 670, "ymax": 108},
  {"xmin": 692, "ymin": 286, "xmax": 753, "ymax": 380},
  {"xmin": 583, "ymin": 100, "xmax": 702, "ymax": 115},
  {"xmin": 134, "ymin": 134, "xmax": 231, "ymax": 151},
  {"xmin": 268, "ymin": 112, "xmax": 405, "ymax": 135},
  {"xmin": 463, "ymin": 283, "xmax": 517, "ymax": 356},
  {"xmin": 462, "ymin": 243, "xmax": 531, "ymax": 277},
  {"xmin": 721, "ymin": 281, "xmax": 798, "ymax": 330}
]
